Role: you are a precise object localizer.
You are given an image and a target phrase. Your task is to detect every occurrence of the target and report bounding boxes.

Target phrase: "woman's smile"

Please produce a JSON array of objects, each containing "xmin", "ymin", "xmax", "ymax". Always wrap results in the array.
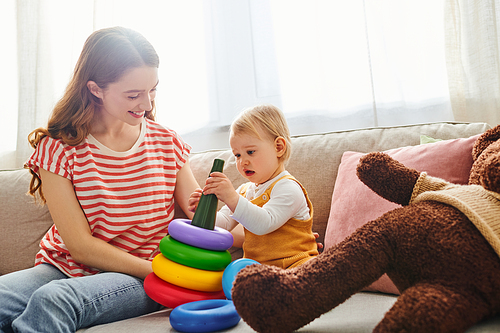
[{"xmin": 129, "ymin": 110, "xmax": 145, "ymax": 118}]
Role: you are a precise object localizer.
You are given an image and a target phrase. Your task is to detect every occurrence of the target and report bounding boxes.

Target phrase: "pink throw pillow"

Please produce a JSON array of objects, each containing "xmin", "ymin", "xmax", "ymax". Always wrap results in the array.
[{"xmin": 324, "ymin": 134, "xmax": 480, "ymax": 295}]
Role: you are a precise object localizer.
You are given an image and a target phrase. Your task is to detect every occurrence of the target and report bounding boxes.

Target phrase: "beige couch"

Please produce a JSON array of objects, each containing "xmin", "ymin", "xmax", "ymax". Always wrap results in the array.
[{"xmin": 2, "ymin": 121, "xmax": 500, "ymax": 332}]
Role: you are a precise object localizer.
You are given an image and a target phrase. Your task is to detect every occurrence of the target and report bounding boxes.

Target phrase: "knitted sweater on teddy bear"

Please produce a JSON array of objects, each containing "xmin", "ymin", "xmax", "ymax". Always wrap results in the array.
[{"xmin": 410, "ymin": 173, "xmax": 500, "ymax": 257}]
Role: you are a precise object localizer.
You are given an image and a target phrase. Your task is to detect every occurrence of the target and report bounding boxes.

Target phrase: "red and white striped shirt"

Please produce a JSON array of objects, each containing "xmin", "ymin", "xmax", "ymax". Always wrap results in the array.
[{"xmin": 27, "ymin": 118, "xmax": 191, "ymax": 277}]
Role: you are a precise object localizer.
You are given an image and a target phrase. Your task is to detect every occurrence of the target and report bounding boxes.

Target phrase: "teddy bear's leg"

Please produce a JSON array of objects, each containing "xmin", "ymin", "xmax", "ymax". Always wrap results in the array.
[
  {"xmin": 374, "ymin": 283, "xmax": 491, "ymax": 333},
  {"xmin": 232, "ymin": 220, "xmax": 394, "ymax": 333}
]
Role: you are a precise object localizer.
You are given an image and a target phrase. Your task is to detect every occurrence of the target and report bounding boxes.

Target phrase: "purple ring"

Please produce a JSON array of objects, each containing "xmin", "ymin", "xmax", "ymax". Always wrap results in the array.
[{"xmin": 168, "ymin": 219, "xmax": 234, "ymax": 251}]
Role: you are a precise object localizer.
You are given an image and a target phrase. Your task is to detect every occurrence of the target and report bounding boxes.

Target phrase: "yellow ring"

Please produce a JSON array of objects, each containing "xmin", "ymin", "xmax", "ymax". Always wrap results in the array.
[{"xmin": 152, "ymin": 254, "xmax": 224, "ymax": 292}]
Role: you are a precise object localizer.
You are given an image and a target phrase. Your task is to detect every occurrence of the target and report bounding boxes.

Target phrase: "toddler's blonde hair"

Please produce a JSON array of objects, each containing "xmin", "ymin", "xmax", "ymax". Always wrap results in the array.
[{"xmin": 230, "ymin": 105, "xmax": 292, "ymax": 164}]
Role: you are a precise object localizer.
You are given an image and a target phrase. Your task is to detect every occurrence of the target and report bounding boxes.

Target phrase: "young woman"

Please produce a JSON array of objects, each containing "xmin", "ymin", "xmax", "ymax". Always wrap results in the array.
[
  {"xmin": 0, "ymin": 27, "xmax": 200, "ymax": 332},
  {"xmin": 189, "ymin": 105, "xmax": 319, "ymax": 269}
]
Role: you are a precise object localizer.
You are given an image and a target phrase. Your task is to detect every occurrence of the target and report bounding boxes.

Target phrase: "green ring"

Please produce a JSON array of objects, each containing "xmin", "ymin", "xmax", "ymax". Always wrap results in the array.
[{"xmin": 159, "ymin": 235, "xmax": 232, "ymax": 271}]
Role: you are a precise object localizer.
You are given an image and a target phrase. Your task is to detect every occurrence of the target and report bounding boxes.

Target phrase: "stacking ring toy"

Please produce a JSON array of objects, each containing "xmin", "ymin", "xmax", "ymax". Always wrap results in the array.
[
  {"xmin": 170, "ymin": 299, "xmax": 240, "ymax": 333},
  {"xmin": 152, "ymin": 254, "xmax": 223, "ymax": 292},
  {"xmin": 168, "ymin": 219, "xmax": 234, "ymax": 251},
  {"xmin": 222, "ymin": 258, "xmax": 260, "ymax": 300},
  {"xmin": 144, "ymin": 273, "xmax": 225, "ymax": 309},
  {"xmin": 160, "ymin": 236, "xmax": 231, "ymax": 271}
]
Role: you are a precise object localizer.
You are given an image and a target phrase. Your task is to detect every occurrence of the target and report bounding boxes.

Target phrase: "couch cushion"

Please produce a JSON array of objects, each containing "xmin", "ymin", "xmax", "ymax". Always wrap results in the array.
[
  {"xmin": 77, "ymin": 292, "xmax": 398, "ymax": 333},
  {"xmin": 0, "ymin": 169, "xmax": 53, "ymax": 275},
  {"xmin": 184, "ymin": 122, "xmax": 490, "ymax": 247},
  {"xmin": 74, "ymin": 289, "xmax": 500, "ymax": 332},
  {"xmin": 325, "ymin": 134, "xmax": 481, "ymax": 294},
  {"xmin": 1, "ymin": 123, "xmax": 488, "ymax": 276}
]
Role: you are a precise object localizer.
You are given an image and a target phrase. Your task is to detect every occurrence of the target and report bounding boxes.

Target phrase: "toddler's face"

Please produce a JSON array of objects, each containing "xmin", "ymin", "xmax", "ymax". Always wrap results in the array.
[{"xmin": 230, "ymin": 129, "xmax": 284, "ymax": 185}]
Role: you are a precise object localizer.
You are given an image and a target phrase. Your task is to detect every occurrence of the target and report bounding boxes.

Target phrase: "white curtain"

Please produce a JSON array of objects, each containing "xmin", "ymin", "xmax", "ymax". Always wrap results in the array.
[
  {"xmin": 266, "ymin": 0, "xmax": 453, "ymax": 135},
  {"xmin": 3, "ymin": 0, "xmax": 497, "ymax": 169},
  {"xmin": 2, "ymin": 0, "xmax": 209, "ymax": 169},
  {"xmin": 444, "ymin": 0, "xmax": 500, "ymax": 127},
  {"xmin": 14, "ymin": 1, "xmax": 92, "ymax": 168},
  {"xmin": 177, "ymin": 0, "xmax": 457, "ymax": 151}
]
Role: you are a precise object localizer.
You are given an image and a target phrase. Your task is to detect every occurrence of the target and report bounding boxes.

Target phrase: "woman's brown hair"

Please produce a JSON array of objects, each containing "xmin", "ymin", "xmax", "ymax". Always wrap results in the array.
[{"xmin": 27, "ymin": 26, "xmax": 160, "ymax": 201}]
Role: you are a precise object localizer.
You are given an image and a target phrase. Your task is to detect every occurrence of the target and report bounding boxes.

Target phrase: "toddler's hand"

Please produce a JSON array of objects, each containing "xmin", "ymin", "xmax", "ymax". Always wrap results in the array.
[
  {"xmin": 188, "ymin": 188, "xmax": 203, "ymax": 212},
  {"xmin": 313, "ymin": 232, "xmax": 324, "ymax": 252},
  {"xmin": 203, "ymin": 172, "xmax": 240, "ymax": 212}
]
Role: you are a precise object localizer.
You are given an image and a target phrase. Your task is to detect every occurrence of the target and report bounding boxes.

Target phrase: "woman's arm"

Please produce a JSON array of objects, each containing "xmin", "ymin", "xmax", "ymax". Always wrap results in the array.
[
  {"xmin": 173, "ymin": 159, "xmax": 200, "ymax": 220},
  {"xmin": 39, "ymin": 168, "xmax": 153, "ymax": 279}
]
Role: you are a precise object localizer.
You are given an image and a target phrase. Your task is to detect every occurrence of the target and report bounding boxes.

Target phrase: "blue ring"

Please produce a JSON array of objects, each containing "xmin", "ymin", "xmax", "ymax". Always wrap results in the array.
[
  {"xmin": 170, "ymin": 299, "xmax": 240, "ymax": 333},
  {"xmin": 222, "ymin": 258, "xmax": 260, "ymax": 300},
  {"xmin": 168, "ymin": 218, "xmax": 234, "ymax": 251}
]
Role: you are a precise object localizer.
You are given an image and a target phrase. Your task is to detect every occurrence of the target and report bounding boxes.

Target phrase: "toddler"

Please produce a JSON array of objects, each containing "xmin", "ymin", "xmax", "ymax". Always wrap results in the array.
[{"xmin": 189, "ymin": 105, "xmax": 318, "ymax": 268}]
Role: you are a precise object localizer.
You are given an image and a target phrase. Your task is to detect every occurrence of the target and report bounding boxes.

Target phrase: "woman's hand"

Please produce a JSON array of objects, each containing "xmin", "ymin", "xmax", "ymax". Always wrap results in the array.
[
  {"xmin": 173, "ymin": 160, "xmax": 200, "ymax": 220},
  {"xmin": 188, "ymin": 188, "xmax": 203, "ymax": 213}
]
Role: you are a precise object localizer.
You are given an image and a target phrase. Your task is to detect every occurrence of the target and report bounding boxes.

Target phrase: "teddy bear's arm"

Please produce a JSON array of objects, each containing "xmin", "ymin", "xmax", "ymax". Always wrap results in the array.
[{"xmin": 356, "ymin": 152, "xmax": 421, "ymax": 206}]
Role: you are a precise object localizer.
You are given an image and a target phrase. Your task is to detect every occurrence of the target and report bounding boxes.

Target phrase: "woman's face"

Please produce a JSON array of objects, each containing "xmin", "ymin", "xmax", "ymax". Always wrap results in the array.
[{"xmin": 90, "ymin": 66, "xmax": 158, "ymax": 128}]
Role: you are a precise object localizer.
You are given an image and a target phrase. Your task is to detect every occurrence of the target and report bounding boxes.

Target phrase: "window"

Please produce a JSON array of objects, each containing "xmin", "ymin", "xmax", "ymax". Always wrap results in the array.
[{"xmin": 2, "ymin": 0, "xmax": 453, "ymax": 168}]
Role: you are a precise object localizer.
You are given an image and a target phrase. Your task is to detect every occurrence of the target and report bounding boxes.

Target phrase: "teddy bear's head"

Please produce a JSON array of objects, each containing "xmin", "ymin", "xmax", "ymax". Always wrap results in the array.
[{"xmin": 469, "ymin": 125, "xmax": 500, "ymax": 193}]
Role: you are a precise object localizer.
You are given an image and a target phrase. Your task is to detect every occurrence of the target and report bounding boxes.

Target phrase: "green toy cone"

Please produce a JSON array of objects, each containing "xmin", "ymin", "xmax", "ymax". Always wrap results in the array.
[{"xmin": 191, "ymin": 158, "xmax": 225, "ymax": 230}]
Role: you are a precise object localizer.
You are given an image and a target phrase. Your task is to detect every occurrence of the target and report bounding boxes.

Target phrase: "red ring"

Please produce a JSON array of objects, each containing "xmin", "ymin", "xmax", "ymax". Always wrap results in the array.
[{"xmin": 144, "ymin": 273, "xmax": 225, "ymax": 309}]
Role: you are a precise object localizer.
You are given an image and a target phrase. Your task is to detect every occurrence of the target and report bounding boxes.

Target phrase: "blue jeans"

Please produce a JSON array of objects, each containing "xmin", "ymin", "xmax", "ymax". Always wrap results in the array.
[{"xmin": 0, "ymin": 264, "xmax": 162, "ymax": 333}]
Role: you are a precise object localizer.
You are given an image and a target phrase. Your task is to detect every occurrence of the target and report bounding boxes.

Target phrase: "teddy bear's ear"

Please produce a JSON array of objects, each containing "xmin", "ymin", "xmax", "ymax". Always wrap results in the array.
[{"xmin": 472, "ymin": 125, "xmax": 500, "ymax": 161}]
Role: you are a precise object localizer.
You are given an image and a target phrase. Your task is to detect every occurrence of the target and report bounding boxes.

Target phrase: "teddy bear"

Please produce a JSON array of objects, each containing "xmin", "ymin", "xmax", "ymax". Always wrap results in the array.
[{"xmin": 231, "ymin": 124, "xmax": 500, "ymax": 333}]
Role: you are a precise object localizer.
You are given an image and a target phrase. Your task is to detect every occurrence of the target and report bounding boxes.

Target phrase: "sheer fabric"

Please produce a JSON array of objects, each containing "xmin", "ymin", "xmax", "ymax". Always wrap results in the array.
[{"xmin": 2, "ymin": 0, "xmax": 496, "ymax": 169}]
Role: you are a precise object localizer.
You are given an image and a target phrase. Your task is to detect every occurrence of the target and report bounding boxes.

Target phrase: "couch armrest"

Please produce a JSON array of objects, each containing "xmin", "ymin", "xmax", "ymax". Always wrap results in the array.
[{"xmin": 0, "ymin": 169, "xmax": 53, "ymax": 275}]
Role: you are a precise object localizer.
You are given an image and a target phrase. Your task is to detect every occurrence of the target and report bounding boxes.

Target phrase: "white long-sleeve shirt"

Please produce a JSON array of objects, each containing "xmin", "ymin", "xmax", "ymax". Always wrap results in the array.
[{"xmin": 215, "ymin": 171, "xmax": 311, "ymax": 235}]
